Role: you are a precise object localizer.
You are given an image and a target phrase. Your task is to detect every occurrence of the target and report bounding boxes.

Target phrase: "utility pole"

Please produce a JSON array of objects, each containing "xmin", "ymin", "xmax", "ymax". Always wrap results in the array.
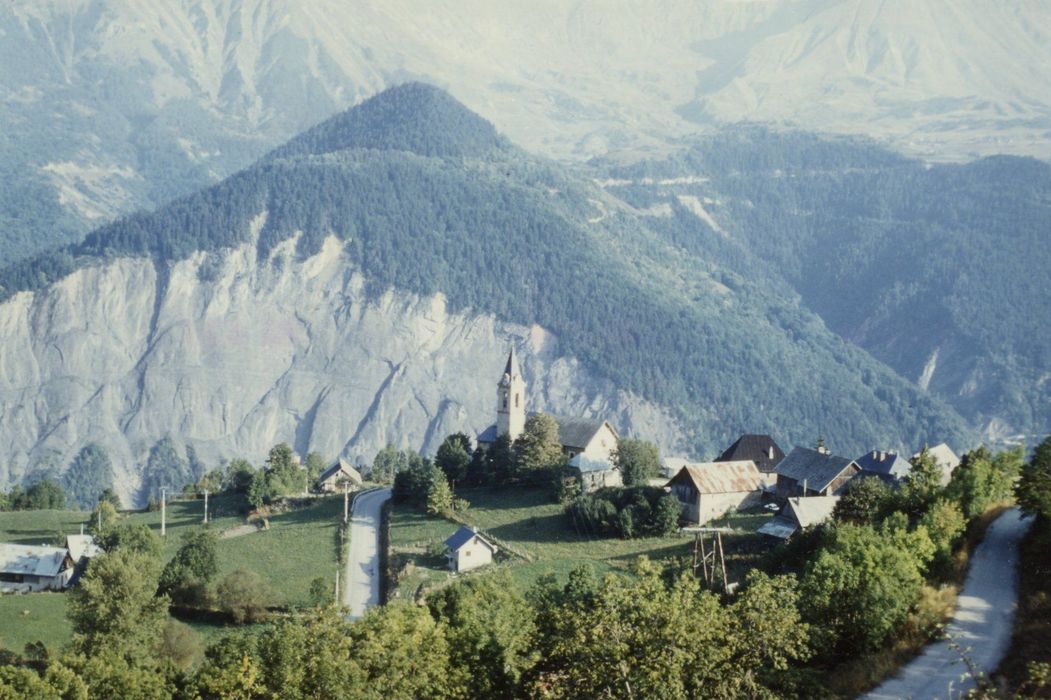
[
  {"xmin": 343, "ymin": 483, "xmax": 350, "ymax": 524},
  {"xmin": 203, "ymin": 488, "xmax": 209, "ymax": 525},
  {"xmin": 160, "ymin": 487, "xmax": 167, "ymax": 537},
  {"xmin": 335, "ymin": 569, "xmax": 340, "ymax": 606}
]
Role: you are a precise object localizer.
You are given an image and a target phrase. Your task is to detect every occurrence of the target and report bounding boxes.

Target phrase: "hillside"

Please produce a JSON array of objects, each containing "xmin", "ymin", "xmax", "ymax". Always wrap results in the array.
[
  {"xmin": 0, "ymin": 85, "xmax": 972, "ymax": 500},
  {"xmin": 596, "ymin": 128, "xmax": 1051, "ymax": 441},
  {"xmin": 3, "ymin": 1, "xmax": 1051, "ymax": 264}
]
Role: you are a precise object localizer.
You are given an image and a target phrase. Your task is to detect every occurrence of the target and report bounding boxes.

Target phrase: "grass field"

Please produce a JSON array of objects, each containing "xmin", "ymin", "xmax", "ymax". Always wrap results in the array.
[
  {"xmin": 388, "ymin": 487, "xmax": 773, "ymax": 601},
  {"xmin": 0, "ymin": 494, "xmax": 346, "ymax": 654}
]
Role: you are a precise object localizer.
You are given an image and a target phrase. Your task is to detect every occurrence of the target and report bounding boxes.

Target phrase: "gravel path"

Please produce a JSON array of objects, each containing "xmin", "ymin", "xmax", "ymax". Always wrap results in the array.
[
  {"xmin": 861, "ymin": 507, "xmax": 1032, "ymax": 700},
  {"xmin": 344, "ymin": 487, "xmax": 391, "ymax": 619}
]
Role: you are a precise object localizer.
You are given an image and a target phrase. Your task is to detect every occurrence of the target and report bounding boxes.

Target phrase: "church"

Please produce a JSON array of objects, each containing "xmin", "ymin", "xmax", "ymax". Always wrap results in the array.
[{"xmin": 476, "ymin": 348, "xmax": 622, "ymax": 490}]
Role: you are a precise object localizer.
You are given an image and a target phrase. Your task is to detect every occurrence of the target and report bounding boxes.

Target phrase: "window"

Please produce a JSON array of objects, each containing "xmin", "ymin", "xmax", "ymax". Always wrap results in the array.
[{"xmin": 515, "ymin": 393, "xmax": 519, "ymax": 408}]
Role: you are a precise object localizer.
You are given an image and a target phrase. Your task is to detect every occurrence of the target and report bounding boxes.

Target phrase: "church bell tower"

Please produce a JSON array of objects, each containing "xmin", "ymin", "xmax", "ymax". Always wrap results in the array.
[{"xmin": 497, "ymin": 347, "xmax": 526, "ymax": 441}]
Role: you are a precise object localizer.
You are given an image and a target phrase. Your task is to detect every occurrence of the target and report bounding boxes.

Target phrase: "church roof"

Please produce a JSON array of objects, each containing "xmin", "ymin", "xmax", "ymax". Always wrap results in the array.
[
  {"xmin": 500, "ymin": 347, "xmax": 522, "ymax": 387},
  {"xmin": 716, "ymin": 434, "xmax": 785, "ymax": 472},
  {"xmin": 477, "ymin": 424, "xmax": 499, "ymax": 444}
]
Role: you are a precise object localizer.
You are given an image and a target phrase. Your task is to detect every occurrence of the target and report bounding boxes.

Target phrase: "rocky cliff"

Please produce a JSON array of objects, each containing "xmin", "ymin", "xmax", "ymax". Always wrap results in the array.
[{"xmin": 0, "ymin": 221, "xmax": 683, "ymax": 504}]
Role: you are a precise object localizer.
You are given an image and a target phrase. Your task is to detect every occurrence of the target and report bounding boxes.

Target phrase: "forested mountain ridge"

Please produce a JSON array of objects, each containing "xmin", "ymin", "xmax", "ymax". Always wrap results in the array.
[
  {"xmin": 596, "ymin": 127, "xmax": 1051, "ymax": 442},
  {"xmin": 0, "ymin": 86, "xmax": 973, "ymax": 499}
]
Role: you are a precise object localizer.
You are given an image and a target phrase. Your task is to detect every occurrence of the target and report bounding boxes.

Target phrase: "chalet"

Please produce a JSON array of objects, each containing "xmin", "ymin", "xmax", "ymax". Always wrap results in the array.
[
  {"xmin": 758, "ymin": 496, "xmax": 840, "ymax": 540},
  {"xmin": 317, "ymin": 458, "xmax": 364, "ymax": 493},
  {"xmin": 444, "ymin": 526, "xmax": 498, "ymax": 573},
  {"xmin": 477, "ymin": 348, "xmax": 620, "ymax": 488},
  {"xmin": 915, "ymin": 443, "xmax": 960, "ymax": 486},
  {"xmin": 667, "ymin": 460, "xmax": 765, "ymax": 524},
  {"xmin": 772, "ymin": 446, "xmax": 860, "ymax": 500},
  {"xmin": 855, "ymin": 450, "xmax": 913, "ymax": 485},
  {"xmin": 0, "ymin": 544, "xmax": 76, "ymax": 592},
  {"xmin": 716, "ymin": 434, "xmax": 785, "ymax": 473}
]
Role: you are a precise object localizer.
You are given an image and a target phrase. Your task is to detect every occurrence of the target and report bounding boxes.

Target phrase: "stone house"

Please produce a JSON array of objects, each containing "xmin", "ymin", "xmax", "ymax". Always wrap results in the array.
[
  {"xmin": 773, "ymin": 446, "xmax": 860, "ymax": 500},
  {"xmin": 666, "ymin": 460, "xmax": 765, "ymax": 524},
  {"xmin": 758, "ymin": 496, "xmax": 840, "ymax": 540},
  {"xmin": 855, "ymin": 450, "xmax": 913, "ymax": 485}
]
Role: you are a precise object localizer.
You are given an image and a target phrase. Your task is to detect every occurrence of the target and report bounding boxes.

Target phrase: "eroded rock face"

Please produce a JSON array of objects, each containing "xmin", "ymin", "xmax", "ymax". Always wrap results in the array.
[{"xmin": 0, "ymin": 223, "xmax": 684, "ymax": 504}]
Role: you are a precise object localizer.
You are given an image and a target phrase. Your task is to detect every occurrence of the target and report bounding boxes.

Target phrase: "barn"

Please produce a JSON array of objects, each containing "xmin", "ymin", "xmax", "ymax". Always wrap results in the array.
[
  {"xmin": 0, "ymin": 544, "xmax": 76, "ymax": 592},
  {"xmin": 666, "ymin": 460, "xmax": 766, "ymax": 524}
]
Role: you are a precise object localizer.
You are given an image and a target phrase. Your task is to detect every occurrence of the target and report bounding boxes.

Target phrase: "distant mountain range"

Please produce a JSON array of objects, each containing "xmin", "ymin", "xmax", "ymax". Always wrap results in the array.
[
  {"xmin": 3, "ymin": 1, "xmax": 1051, "ymax": 264},
  {"xmin": 0, "ymin": 84, "xmax": 978, "ymax": 502}
]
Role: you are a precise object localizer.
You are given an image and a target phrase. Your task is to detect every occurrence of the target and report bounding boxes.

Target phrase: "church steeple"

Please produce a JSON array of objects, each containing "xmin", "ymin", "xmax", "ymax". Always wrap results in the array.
[{"xmin": 497, "ymin": 347, "xmax": 526, "ymax": 441}]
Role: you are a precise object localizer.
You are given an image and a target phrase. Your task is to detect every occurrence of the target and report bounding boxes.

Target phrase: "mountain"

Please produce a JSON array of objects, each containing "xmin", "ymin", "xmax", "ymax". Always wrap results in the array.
[
  {"xmin": 0, "ymin": 86, "xmax": 973, "ymax": 503},
  {"xmin": 595, "ymin": 127, "xmax": 1051, "ymax": 443},
  {"xmin": 3, "ymin": 1, "xmax": 1051, "ymax": 264}
]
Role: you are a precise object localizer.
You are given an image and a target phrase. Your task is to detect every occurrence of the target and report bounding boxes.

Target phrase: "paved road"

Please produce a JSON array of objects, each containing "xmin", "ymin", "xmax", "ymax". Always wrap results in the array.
[
  {"xmin": 343, "ymin": 487, "xmax": 391, "ymax": 619},
  {"xmin": 862, "ymin": 508, "xmax": 1033, "ymax": 700}
]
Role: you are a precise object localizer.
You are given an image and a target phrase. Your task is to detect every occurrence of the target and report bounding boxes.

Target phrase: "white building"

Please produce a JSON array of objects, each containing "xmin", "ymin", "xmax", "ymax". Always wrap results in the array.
[
  {"xmin": 317, "ymin": 458, "xmax": 364, "ymax": 493},
  {"xmin": 0, "ymin": 543, "xmax": 76, "ymax": 592},
  {"xmin": 444, "ymin": 526, "xmax": 498, "ymax": 573}
]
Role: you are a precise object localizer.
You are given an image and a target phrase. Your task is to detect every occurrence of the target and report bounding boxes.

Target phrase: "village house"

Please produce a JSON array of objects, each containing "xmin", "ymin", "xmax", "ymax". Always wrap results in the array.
[
  {"xmin": 854, "ymin": 450, "xmax": 913, "ymax": 485},
  {"xmin": 716, "ymin": 434, "xmax": 785, "ymax": 473},
  {"xmin": 667, "ymin": 460, "xmax": 766, "ymax": 524},
  {"xmin": 444, "ymin": 526, "xmax": 498, "ymax": 573},
  {"xmin": 65, "ymin": 534, "xmax": 102, "ymax": 565},
  {"xmin": 772, "ymin": 446, "xmax": 860, "ymax": 500},
  {"xmin": 0, "ymin": 543, "xmax": 76, "ymax": 593},
  {"xmin": 757, "ymin": 496, "xmax": 840, "ymax": 540},
  {"xmin": 477, "ymin": 348, "xmax": 620, "ymax": 490},
  {"xmin": 915, "ymin": 443, "xmax": 960, "ymax": 486},
  {"xmin": 317, "ymin": 458, "xmax": 364, "ymax": 493}
]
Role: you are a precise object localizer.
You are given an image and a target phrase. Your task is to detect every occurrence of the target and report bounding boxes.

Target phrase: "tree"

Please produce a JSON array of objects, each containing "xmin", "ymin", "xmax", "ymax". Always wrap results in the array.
[
  {"xmin": 304, "ymin": 452, "xmax": 327, "ymax": 487},
  {"xmin": 801, "ymin": 523, "xmax": 927, "ymax": 655},
  {"xmin": 613, "ymin": 438, "xmax": 661, "ymax": 487},
  {"xmin": 920, "ymin": 499, "xmax": 967, "ymax": 578},
  {"xmin": 487, "ymin": 434, "xmax": 515, "ymax": 484},
  {"xmin": 1017, "ymin": 436, "xmax": 1051, "ymax": 519},
  {"xmin": 435, "ymin": 433, "xmax": 472, "ymax": 485},
  {"xmin": 159, "ymin": 529, "xmax": 219, "ymax": 606},
  {"xmin": 371, "ymin": 445, "xmax": 403, "ymax": 483},
  {"xmin": 223, "ymin": 458, "xmax": 256, "ymax": 494},
  {"xmin": 947, "ymin": 446, "xmax": 1022, "ymax": 519},
  {"xmin": 426, "ymin": 473, "xmax": 454, "ymax": 516},
  {"xmin": 428, "ymin": 572, "xmax": 538, "ymax": 698},
  {"xmin": 23, "ymin": 480, "xmax": 66, "ymax": 510},
  {"xmin": 87, "ymin": 501, "xmax": 121, "ymax": 540},
  {"xmin": 67, "ymin": 549, "xmax": 169, "ymax": 665},
  {"xmin": 139, "ymin": 436, "xmax": 193, "ymax": 504},
  {"xmin": 901, "ymin": 447, "xmax": 946, "ymax": 517},
  {"xmin": 727, "ymin": 571, "xmax": 811, "ymax": 695},
  {"xmin": 98, "ymin": 522, "xmax": 161, "ymax": 558},
  {"xmin": 833, "ymin": 476, "xmax": 892, "ymax": 525},
  {"xmin": 98, "ymin": 488, "xmax": 122, "ymax": 510},
  {"xmin": 158, "ymin": 618, "xmax": 202, "ymax": 670},
  {"xmin": 216, "ymin": 570, "xmax": 274, "ymax": 624},
  {"xmin": 264, "ymin": 443, "xmax": 307, "ymax": 497},
  {"xmin": 514, "ymin": 414, "xmax": 564, "ymax": 477},
  {"xmin": 62, "ymin": 444, "xmax": 114, "ymax": 510},
  {"xmin": 308, "ymin": 577, "xmax": 331, "ymax": 608},
  {"xmin": 651, "ymin": 493, "xmax": 683, "ymax": 535},
  {"xmin": 343, "ymin": 604, "xmax": 455, "ymax": 699}
]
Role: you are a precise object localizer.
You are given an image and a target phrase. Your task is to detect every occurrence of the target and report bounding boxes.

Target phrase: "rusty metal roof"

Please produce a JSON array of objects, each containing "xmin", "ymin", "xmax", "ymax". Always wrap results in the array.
[{"xmin": 671, "ymin": 460, "xmax": 763, "ymax": 494}]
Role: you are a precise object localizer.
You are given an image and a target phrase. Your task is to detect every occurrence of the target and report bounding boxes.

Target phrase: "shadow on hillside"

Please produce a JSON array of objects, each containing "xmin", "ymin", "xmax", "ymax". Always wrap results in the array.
[
  {"xmin": 604, "ymin": 541, "xmax": 690, "ymax": 565},
  {"xmin": 486, "ymin": 513, "xmax": 580, "ymax": 545}
]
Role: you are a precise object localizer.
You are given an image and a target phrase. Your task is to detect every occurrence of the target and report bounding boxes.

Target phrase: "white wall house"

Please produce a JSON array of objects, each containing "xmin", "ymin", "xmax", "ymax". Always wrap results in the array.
[
  {"xmin": 444, "ymin": 526, "xmax": 498, "ymax": 573},
  {"xmin": 0, "ymin": 544, "xmax": 76, "ymax": 593},
  {"xmin": 666, "ymin": 460, "xmax": 765, "ymax": 524}
]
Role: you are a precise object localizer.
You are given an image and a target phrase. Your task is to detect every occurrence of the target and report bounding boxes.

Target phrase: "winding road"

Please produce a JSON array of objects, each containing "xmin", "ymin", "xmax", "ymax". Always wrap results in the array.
[
  {"xmin": 343, "ymin": 487, "xmax": 391, "ymax": 619},
  {"xmin": 861, "ymin": 507, "xmax": 1033, "ymax": 700}
]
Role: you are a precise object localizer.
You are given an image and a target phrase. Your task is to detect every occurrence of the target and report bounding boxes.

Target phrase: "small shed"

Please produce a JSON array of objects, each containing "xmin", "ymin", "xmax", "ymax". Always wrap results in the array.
[
  {"xmin": 667, "ymin": 461, "xmax": 765, "ymax": 524},
  {"xmin": 444, "ymin": 526, "xmax": 498, "ymax": 573},
  {"xmin": 317, "ymin": 458, "xmax": 364, "ymax": 493},
  {"xmin": 758, "ymin": 496, "xmax": 840, "ymax": 540},
  {"xmin": 0, "ymin": 544, "xmax": 76, "ymax": 592}
]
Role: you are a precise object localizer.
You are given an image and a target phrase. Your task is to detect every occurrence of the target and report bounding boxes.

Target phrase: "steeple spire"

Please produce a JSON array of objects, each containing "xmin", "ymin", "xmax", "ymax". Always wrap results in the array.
[{"xmin": 497, "ymin": 346, "xmax": 526, "ymax": 441}]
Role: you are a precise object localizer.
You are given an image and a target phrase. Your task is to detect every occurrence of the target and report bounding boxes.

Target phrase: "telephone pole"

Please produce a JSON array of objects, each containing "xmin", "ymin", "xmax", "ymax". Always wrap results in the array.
[
  {"xmin": 203, "ymin": 488, "xmax": 209, "ymax": 524},
  {"xmin": 160, "ymin": 488, "xmax": 167, "ymax": 537},
  {"xmin": 343, "ymin": 483, "xmax": 350, "ymax": 524},
  {"xmin": 335, "ymin": 569, "xmax": 340, "ymax": 606}
]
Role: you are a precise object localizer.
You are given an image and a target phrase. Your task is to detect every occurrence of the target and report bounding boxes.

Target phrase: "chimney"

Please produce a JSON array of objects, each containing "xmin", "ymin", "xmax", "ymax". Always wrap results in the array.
[
  {"xmin": 802, "ymin": 479, "xmax": 808, "ymax": 496},
  {"xmin": 872, "ymin": 450, "xmax": 878, "ymax": 459},
  {"xmin": 768, "ymin": 446, "xmax": 775, "ymax": 460},
  {"xmin": 880, "ymin": 451, "xmax": 886, "ymax": 461}
]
